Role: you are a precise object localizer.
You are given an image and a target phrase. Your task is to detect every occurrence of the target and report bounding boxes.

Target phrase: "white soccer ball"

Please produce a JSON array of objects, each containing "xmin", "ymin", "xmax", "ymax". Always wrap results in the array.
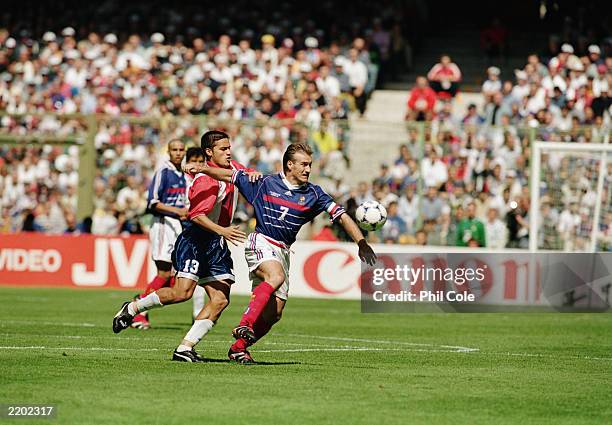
[{"xmin": 355, "ymin": 201, "xmax": 387, "ymax": 231}]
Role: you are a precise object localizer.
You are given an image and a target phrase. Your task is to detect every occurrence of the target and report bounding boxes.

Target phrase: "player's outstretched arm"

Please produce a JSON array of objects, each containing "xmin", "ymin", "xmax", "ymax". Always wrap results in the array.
[
  {"xmin": 337, "ymin": 213, "xmax": 377, "ymax": 265},
  {"xmin": 191, "ymin": 215, "xmax": 246, "ymax": 246},
  {"xmin": 184, "ymin": 163, "xmax": 262, "ymax": 183}
]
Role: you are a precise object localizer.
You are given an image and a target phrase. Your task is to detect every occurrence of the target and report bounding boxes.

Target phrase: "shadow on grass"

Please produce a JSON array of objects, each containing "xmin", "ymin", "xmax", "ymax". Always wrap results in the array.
[
  {"xmin": 192, "ymin": 357, "xmax": 304, "ymax": 366},
  {"xmin": 147, "ymin": 325, "xmax": 188, "ymax": 330}
]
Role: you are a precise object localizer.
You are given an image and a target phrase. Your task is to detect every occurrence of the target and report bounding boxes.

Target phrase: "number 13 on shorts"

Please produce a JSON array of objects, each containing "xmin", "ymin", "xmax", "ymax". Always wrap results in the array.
[{"xmin": 183, "ymin": 259, "xmax": 199, "ymax": 274}]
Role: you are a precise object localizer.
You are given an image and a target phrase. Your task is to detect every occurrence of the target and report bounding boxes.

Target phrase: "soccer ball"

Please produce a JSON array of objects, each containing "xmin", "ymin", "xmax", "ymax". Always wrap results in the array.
[{"xmin": 355, "ymin": 201, "xmax": 387, "ymax": 231}]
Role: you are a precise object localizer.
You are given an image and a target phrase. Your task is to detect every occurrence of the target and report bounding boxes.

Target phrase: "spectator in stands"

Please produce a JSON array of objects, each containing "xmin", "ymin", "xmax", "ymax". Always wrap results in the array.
[
  {"xmin": 343, "ymin": 48, "xmax": 369, "ymax": 116},
  {"xmin": 558, "ymin": 199, "xmax": 581, "ymax": 251},
  {"xmin": 405, "ymin": 76, "xmax": 437, "ymax": 121},
  {"xmin": 482, "ymin": 66, "xmax": 502, "ymax": 102},
  {"xmin": 484, "ymin": 207, "xmax": 508, "ymax": 249},
  {"xmin": 463, "ymin": 103, "xmax": 484, "ymax": 126},
  {"xmin": 421, "ymin": 146, "xmax": 448, "ymax": 190},
  {"xmin": 381, "ymin": 201, "xmax": 407, "ymax": 243},
  {"xmin": 397, "ymin": 184, "xmax": 419, "ymax": 235},
  {"xmin": 456, "ymin": 201, "xmax": 486, "ymax": 247},
  {"xmin": 420, "ymin": 186, "xmax": 445, "ymax": 222},
  {"xmin": 427, "ymin": 54, "xmax": 461, "ymax": 99},
  {"xmin": 484, "ymin": 92, "xmax": 509, "ymax": 126},
  {"xmin": 414, "ymin": 229, "xmax": 428, "ymax": 246}
]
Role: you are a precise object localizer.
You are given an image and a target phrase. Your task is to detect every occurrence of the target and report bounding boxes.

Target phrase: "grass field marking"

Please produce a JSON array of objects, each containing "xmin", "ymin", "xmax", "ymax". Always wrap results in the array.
[
  {"xmin": 0, "ymin": 345, "xmax": 475, "ymax": 354},
  {"xmin": 277, "ymin": 333, "xmax": 480, "ymax": 352},
  {"xmin": 485, "ymin": 351, "xmax": 612, "ymax": 362},
  {"xmin": 0, "ymin": 346, "xmax": 162, "ymax": 352},
  {"xmin": 0, "ymin": 320, "xmax": 97, "ymax": 328},
  {"xmin": 0, "ymin": 332, "xmax": 347, "ymax": 348}
]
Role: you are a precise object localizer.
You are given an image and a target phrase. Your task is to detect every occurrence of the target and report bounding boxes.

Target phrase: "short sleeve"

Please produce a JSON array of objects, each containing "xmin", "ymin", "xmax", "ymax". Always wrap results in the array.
[
  {"xmin": 188, "ymin": 175, "xmax": 219, "ymax": 220},
  {"xmin": 231, "ymin": 170, "xmax": 264, "ymax": 204},
  {"xmin": 312, "ymin": 185, "xmax": 346, "ymax": 222},
  {"xmin": 147, "ymin": 168, "xmax": 165, "ymax": 209}
]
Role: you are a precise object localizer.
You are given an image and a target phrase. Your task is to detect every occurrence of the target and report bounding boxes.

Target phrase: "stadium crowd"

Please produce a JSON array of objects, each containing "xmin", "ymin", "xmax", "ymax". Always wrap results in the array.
[
  {"xmin": 0, "ymin": 18, "xmax": 610, "ymax": 250},
  {"xmin": 0, "ymin": 19, "xmax": 387, "ymax": 235},
  {"xmin": 395, "ymin": 40, "xmax": 611, "ymax": 250}
]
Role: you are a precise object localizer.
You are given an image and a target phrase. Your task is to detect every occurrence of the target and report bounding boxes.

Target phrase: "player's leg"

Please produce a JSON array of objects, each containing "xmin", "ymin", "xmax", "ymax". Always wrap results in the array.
[
  {"xmin": 192, "ymin": 284, "xmax": 206, "ymax": 320},
  {"xmin": 146, "ymin": 219, "xmax": 175, "ymax": 291},
  {"xmin": 112, "ymin": 233, "xmax": 200, "ymax": 333},
  {"xmin": 229, "ymin": 296, "xmax": 285, "ymax": 364},
  {"xmin": 172, "ymin": 234, "xmax": 234, "ymax": 361},
  {"xmin": 145, "ymin": 261, "xmax": 173, "ymax": 294},
  {"xmin": 131, "ymin": 260, "xmax": 173, "ymax": 329},
  {"xmin": 232, "ymin": 260, "xmax": 285, "ymax": 343},
  {"xmin": 173, "ymin": 280, "xmax": 231, "ymax": 362},
  {"xmin": 113, "ymin": 277, "xmax": 197, "ymax": 333}
]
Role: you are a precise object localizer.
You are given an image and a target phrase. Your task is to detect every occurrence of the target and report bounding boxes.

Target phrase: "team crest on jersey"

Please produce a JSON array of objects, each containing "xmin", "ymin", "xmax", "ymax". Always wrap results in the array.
[
  {"xmin": 298, "ymin": 196, "xmax": 306, "ymax": 204},
  {"xmin": 269, "ymin": 191, "xmax": 281, "ymax": 197}
]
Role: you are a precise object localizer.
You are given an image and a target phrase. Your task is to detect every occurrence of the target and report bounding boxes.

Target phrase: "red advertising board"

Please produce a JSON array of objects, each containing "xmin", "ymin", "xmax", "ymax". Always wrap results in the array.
[{"xmin": 0, "ymin": 233, "xmax": 154, "ymax": 289}]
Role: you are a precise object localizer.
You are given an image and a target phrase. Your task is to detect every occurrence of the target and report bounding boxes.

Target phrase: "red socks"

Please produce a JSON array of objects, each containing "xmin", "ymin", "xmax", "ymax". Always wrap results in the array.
[
  {"xmin": 231, "ymin": 315, "xmax": 274, "ymax": 352},
  {"xmin": 253, "ymin": 315, "xmax": 273, "ymax": 341},
  {"xmin": 239, "ymin": 282, "xmax": 275, "ymax": 328},
  {"xmin": 141, "ymin": 276, "xmax": 168, "ymax": 297}
]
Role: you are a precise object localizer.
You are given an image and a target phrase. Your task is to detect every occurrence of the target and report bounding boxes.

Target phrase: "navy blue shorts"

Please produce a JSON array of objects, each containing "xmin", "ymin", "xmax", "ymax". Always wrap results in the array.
[{"xmin": 171, "ymin": 228, "xmax": 234, "ymax": 284}]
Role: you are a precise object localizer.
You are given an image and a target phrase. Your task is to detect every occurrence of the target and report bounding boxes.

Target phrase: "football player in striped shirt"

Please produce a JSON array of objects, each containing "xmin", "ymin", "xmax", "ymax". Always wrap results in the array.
[{"xmin": 190, "ymin": 142, "xmax": 377, "ymax": 364}]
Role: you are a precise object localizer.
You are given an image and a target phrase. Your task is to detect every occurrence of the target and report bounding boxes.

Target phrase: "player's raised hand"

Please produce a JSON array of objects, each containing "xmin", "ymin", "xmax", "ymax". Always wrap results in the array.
[
  {"xmin": 357, "ymin": 239, "xmax": 377, "ymax": 266},
  {"xmin": 247, "ymin": 171, "xmax": 262, "ymax": 182},
  {"xmin": 221, "ymin": 225, "xmax": 247, "ymax": 246}
]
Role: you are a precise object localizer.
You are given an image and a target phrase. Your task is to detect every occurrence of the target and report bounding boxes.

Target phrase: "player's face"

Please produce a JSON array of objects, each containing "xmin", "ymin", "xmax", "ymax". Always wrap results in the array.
[
  {"xmin": 189, "ymin": 154, "xmax": 205, "ymax": 167},
  {"xmin": 168, "ymin": 141, "xmax": 186, "ymax": 166},
  {"xmin": 208, "ymin": 138, "xmax": 232, "ymax": 168},
  {"xmin": 288, "ymin": 152, "xmax": 312, "ymax": 185}
]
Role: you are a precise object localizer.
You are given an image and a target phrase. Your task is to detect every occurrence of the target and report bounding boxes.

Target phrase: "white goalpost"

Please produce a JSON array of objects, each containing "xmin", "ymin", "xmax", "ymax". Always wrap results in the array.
[{"xmin": 529, "ymin": 135, "xmax": 611, "ymax": 252}]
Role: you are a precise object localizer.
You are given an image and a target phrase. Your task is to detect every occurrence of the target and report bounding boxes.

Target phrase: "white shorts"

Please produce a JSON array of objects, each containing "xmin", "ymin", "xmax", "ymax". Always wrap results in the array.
[
  {"xmin": 245, "ymin": 232, "xmax": 290, "ymax": 300},
  {"xmin": 150, "ymin": 216, "xmax": 182, "ymax": 263}
]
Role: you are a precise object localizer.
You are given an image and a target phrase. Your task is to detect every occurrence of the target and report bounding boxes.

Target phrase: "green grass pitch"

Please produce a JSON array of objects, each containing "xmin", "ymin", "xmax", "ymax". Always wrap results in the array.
[{"xmin": 0, "ymin": 287, "xmax": 611, "ymax": 425}]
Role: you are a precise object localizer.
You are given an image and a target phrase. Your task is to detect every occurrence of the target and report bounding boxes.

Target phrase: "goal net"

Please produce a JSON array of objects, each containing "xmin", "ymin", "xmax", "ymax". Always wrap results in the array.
[{"xmin": 530, "ymin": 139, "xmax": 611, "ymax": 252}]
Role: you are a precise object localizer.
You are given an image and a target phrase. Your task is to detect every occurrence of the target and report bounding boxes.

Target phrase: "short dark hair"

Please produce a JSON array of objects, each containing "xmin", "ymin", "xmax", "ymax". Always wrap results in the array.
[
  {"xmin": 282, "ymin": 142, "xmax": 313, "ymax": 172},
  {"xmin": 200, "ymin": 130, "xmax": 229, "ymax": 158},
  {"xmin": 186, "ymin": 147, "xmax": 204, "ymax": 162}
]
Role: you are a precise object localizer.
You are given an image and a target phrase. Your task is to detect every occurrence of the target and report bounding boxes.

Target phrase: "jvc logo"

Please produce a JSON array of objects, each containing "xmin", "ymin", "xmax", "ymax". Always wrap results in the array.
[{"xmin": 72, "ymin": 239, "xmax": 153, "ymax": 287}]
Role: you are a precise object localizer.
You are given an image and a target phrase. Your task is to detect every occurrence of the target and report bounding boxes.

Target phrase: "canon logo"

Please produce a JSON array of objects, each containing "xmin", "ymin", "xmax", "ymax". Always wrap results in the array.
[{"xmin": 0, "ymin": 248, "xmax": 62, "ymax": 273}]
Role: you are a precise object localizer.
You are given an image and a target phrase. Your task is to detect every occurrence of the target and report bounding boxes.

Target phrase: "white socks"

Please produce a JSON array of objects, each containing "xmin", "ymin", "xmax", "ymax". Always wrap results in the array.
[
  {"xmin": 179, "ymin": 319, "xmax": 215, "ymax": 350},
  {"xmin": 131, "ymin": 292, "xmax": 163, "ymax": 315},
  {"xmin": 192, "ymin": 285, "xmax": 206, "ymax": 319}
]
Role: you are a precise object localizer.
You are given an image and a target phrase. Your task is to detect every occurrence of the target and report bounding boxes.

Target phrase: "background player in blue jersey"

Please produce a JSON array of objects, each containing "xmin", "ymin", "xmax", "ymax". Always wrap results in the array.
[
  {"xmin": 131, "ymin": 139, "xmax": 205, "ymax": 329},
  {"xmin": 188, "ymin": 142, "xmax": 376, "ymax": 364}
]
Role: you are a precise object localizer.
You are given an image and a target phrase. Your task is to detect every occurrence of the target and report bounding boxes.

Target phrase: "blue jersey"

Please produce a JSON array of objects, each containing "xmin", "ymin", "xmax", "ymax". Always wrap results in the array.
[
  {"xmin": 147, "ymin": 161, "xmax": 187, "ymax": 218},
  {"xmin": 231, "ymin": 170, "xmax": 346, "ymax": 246}
]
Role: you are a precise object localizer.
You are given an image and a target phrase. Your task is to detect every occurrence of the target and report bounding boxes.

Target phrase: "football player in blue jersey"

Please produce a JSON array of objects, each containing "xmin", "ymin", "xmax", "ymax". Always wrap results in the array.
[{"xmin": 187, "ymin": 142, "xmax": 376, "ymax": 364}]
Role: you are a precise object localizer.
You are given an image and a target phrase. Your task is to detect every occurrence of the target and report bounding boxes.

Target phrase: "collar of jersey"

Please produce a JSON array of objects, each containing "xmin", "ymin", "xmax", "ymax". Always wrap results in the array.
[
  {"xmin": 166, "ymin": 160, "xmax": 181, "ymax": 173},
  {"xmin": 280, "ymin": 172, "xmax": 305, "ymax": 190}
]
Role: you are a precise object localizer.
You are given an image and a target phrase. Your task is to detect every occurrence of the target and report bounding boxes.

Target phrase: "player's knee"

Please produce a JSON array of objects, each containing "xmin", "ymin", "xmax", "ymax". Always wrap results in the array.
[
  {"xmin": 210, "ymin": 295, "xmax": 230, "ymax": 313},
  {"xmin": 265, "ymin": 273, "xmax": 285, "ymax": 288},
  {"xmin": 174, "ymin": 286, "xmax": 194, "ymax": 303}
]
